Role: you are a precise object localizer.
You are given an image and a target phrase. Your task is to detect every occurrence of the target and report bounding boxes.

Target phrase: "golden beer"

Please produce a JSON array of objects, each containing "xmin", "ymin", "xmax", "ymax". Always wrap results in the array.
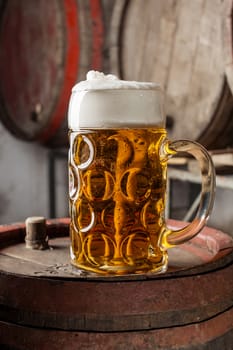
[
  {"xmin": 69, "ymin": 128, "xmax": 168, "ymax": 274},
  {"xmin": 68, "ymin": 71, "xmax": 215, "ymax": 276}
]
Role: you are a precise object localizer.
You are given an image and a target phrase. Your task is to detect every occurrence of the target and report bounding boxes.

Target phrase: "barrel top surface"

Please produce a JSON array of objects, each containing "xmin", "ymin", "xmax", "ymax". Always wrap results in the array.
[
  {"xmin": 0, "ymin": 218, "xmax": 232, "ymax": 281},
  {"xmin": 0, "ymin": 218, "xmax": 233, "ymax": 333}
]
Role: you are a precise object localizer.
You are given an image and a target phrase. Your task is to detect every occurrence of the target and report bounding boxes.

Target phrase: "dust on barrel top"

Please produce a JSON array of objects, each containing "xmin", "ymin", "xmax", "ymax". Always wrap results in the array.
[{"xmin": 0, "ymin": 218, "xmax": 232, "ymax": 280}]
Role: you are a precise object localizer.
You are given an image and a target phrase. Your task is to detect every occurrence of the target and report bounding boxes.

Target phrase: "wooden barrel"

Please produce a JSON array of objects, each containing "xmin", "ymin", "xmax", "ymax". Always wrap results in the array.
[
  {"xmin": 109, "ymin": 0, "xmax": 233, "ymax": 150},
  {"xmin": 223, "ymin": 0, "xmax": 233, "ymax": 93},
  {"xmin": 0, "ymin": 0, "xmax": 106, "ymax": 148},
  {"xmin": 1, "ymin": 0, "xmax": 232, "ymax": 150},
  {"xmin": 0, "ymin": 218, "xmax": 233, "ymax": 349}
]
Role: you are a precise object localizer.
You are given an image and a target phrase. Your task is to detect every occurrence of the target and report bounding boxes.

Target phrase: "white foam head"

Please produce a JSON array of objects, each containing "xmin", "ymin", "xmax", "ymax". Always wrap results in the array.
[{"xmin": 68, "ymin": 71, "xmax": 165, "ymax": 130}]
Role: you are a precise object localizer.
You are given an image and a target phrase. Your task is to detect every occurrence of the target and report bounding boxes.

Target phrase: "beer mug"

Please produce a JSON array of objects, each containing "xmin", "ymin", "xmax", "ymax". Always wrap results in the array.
[{"xmin": 68, "ymin": 71, "xmax": 215, "ymax": 275}]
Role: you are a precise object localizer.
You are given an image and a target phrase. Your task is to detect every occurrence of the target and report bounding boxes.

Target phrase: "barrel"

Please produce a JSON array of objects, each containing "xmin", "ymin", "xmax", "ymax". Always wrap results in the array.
[
  {"xmin": 109, "ymin": 0, "xmax": 233, "ymax": 150},
  {"xmin": 223, "ymin": 0, "xmax": 233, "ymax": 93},
  {"xmin": 0, "ymin": 0, "xmax": 106, "ymax": 148},
  {"xmin": 0, "ymin": 218, "xmax": 233, "ymax": 349},
  {"xmin": 1, "ymin": 1, "xmax": 233, "ymax": 149}
]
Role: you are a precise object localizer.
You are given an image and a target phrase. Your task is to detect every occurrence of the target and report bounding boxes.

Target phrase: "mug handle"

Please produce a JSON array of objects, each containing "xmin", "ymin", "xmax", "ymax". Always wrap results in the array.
[{"xmin": 159, "ymin": 140, "xmax": 216, "ymax": 249}]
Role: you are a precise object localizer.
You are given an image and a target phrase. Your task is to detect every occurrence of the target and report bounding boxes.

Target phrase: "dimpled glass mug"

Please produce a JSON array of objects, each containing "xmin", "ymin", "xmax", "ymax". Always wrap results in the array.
[{"xmin": 68, "ymin": 71, "xmax": 215, "ymax": 275}]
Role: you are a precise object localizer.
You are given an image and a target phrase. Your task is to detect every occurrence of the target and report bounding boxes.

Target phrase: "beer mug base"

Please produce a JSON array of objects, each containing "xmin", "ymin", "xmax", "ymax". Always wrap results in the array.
[{"xmin": 70, "ymin": 253, "xmax": 168, "ymax": 276}]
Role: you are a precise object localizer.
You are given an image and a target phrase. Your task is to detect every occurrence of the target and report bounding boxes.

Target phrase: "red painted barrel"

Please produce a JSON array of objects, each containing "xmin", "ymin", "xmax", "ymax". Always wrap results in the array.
[
  {"xmin": 0, "ymin": 218, "xmax": 233, "ymax": 349},
  {"xmin": 0, "ymin": 0, "xmax": 105, "ymax": 147}
]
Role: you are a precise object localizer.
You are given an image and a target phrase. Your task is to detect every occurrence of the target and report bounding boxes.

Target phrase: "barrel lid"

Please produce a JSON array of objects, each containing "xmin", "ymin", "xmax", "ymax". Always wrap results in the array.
[
  {"xmin": 109, "ymin": 0, "xmax": 233, "ymax": 149},
  {"xmin": 0, "ymin": 218, "xmax": 233, "ymax": 333},
  {"xmin": 0, "ymin": 218, "xmax": 232, "ymax": 280}
]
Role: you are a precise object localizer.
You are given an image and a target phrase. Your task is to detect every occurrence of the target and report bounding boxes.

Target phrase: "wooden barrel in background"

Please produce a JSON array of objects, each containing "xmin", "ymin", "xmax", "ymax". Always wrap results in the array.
[
  {"xmin": 110, "ymin": 0, "xmax": 233, "ymax": 150},
  {"xmin": 0, "ymin": 0, "xmax": 233, "ymax": 149},
  {"xmin": 223, "ymin": 0, "xmax": 233, "ymax": 93},
  {"xmin": 0, "ymin": 0, "xmax": 106, "ymax": 148},
  {"xmin": 0, "ymin": 218, "xmax": 233, "ymax": 349}
]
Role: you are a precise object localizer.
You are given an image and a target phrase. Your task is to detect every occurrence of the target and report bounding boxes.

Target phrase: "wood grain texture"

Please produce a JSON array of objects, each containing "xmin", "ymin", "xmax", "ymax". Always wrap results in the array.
[
  {"xmin": 111, "ymin": 0, "xmax": 233, "ymax": 149},
  {"xmin": 1, "ymin": 309, "xmax": 233, "ymax": 350},
  {"xmin": 223, "ymin": 0, "xmax": 233, "ymax": 93},
  {"xmin": 0, "ymin": 0, "xmax": 105, "ymax": 148}
]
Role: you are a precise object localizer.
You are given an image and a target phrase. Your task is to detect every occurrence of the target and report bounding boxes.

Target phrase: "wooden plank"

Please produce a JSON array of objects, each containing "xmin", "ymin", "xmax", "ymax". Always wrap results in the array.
[
  {"xmin": 1, "ymin": 310, "xmax": 233, "ymax": 350},
  {"xmin": 222, "ymin": 0, "xmax": 233, "ymax": 93}
]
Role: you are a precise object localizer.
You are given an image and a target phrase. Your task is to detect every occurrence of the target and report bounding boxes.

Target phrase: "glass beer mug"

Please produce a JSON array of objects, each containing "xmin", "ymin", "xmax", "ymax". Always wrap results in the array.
[{"xmin": 68, "ymin": 71, "xmax": 215, "ymax": 275}]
